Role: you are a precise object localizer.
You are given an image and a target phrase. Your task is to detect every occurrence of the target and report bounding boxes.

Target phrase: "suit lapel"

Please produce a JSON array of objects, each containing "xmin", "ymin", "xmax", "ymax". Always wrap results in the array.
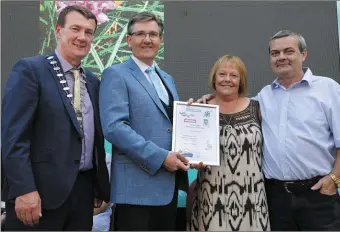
[
  {"xmin": 155, "ymin": 68, "xmax": 179, "ymax": 101},
  {"xmin": 128, "ymin": 58, "xmax": 170, "ymax": 121},
  {"xmin": 84, "ymin": 74, "xmax": 100, "ymax": 132},
  {"xmin": 85, "ymin": 78, "xmax": 96, "ymax": 116},
  {"xmin": 46, "ymin": 53, "xmax": 82, "ymax": 136},
  {"xmin": 85, "ymin": 75, "xmax": 101, "ymax": 165}
]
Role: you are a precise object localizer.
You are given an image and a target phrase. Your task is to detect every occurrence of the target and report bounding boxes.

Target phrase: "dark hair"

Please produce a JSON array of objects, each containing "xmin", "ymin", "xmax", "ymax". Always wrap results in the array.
[
  {"xmin": 269, "ymin": 29, "xmax": 307, "ymax": 53},
  {"xmin": 127, "ymin": 11, "xmax": 164, "ymax": 36},
  {"xmin": 57, "ymin": 5, "xmax": 98, "ymax": 31}
]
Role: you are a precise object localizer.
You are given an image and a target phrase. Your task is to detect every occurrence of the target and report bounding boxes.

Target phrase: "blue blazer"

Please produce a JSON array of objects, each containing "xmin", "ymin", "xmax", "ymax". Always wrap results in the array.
[
  {"xmin": 1, "ymin": 53, "xmax": 110, "ymax": 209},
  {"xmin": 100, "ymin": 58, "xmax": 187, "ymax": 206}
]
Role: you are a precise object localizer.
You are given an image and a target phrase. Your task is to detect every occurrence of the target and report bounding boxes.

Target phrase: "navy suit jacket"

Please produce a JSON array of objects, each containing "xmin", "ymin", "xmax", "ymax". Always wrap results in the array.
[{"xmin": 1, "ymin": 53, "xmax": 110, "ymax": 209}]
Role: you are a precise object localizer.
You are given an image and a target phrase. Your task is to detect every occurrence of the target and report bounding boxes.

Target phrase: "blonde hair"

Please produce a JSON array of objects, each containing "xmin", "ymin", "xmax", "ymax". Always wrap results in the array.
[{"xmin": 208, "ymin": 55, "xmax": 248, "ymax": 96}]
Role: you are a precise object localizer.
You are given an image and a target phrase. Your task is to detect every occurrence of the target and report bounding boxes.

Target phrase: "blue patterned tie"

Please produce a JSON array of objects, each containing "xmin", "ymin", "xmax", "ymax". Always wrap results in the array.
[{"xmin": 146, "ymin": 66, "xmax": 169, "ymax": 105}]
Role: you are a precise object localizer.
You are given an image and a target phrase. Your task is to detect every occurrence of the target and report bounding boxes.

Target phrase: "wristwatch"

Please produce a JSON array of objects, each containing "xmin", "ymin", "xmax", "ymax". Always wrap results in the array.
[{"xmin": 329, "ymin": 173, "xmax": 340, "ymax": 188}]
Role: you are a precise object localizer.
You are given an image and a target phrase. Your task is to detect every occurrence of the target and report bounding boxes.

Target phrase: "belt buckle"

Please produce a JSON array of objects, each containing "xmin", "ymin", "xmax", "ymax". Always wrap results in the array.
[{"xmin": 284, "ymin": 182, "xmax": 295, "ymax": 193}]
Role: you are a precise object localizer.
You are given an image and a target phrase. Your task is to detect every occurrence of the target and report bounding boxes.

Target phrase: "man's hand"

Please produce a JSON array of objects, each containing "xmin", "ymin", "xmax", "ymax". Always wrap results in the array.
[
  {"xmin": 15, "ymin": 191, "xmax": 42, "ymax": 227},
  {"xmin": 196, "ymin": 94, "xmax": 215, "ymax": 104},
  {"xmin": 93, "ymin": 201, "xmax": 110, "ymax": 216},
  {"xmin": 163, "ymin": 152, "xmax": 189, "ymax": 172},
  {"xmin": 94, "ymin": 198, "xmax": 103, "ymax": 208},
  {"xmin": 311, "ymin": 175, "xmax": 337, "ymax": 195},
  {"xmin": 1, "ymin": 212, "xmax": 6, "ymax": 228}
]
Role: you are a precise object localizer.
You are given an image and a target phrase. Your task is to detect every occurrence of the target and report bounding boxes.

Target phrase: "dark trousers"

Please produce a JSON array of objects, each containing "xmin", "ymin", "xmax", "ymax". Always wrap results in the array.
[
  {"xmin": 4, "ymin": 170, "xmax": 94, "ymax": 231},
  {"xmin": 265, "ymin": 177, "xmax": 340, "ymax": 231},
  {"xmin": 176, "ymin": 207, "xmax": 187, "ymax": 231},
  {"xmin": 114, "ymin": 189, "xmax": 178, "ymax": 231}
]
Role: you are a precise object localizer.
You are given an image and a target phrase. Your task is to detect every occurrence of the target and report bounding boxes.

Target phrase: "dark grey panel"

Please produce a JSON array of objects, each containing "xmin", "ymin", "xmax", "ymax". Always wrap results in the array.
[
  {"xmin": 164, "ymin": 1, "xmax": 340, "ymax": 100},
  {"xmin": 1, "ymin": 1, "xmax": 339, "ymax": 101},
  {"xmin": 1, "ymin": 1, "xmax": 40, "ymax": 97}
]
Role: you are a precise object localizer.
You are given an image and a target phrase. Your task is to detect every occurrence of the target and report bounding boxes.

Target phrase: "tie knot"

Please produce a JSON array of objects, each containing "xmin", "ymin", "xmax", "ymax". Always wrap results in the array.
[
  {"xmin": 146, "ymin": 66, "xmax": 155, "ymax": 74},
  {"xmin": 70, "ymin": 68, "xmax": 80, "ymax": 74},
  {"xmin": 70, "ymin": 68, "xmax": 82, "ymax": 80}
]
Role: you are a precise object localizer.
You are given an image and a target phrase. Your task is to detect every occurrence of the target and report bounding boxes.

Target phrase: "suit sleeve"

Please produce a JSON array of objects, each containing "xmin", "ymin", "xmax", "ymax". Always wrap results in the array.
[
  {"xmin": 1, "ymin": 58, "xmax": 39, "ymax": 200},
  {"xmin": 90, "ymin": 75, "xmax": 111, "ymax": 203},
  {"xmin": 99, "ymin": 67, "xmax": 168, "ymax": 176}
]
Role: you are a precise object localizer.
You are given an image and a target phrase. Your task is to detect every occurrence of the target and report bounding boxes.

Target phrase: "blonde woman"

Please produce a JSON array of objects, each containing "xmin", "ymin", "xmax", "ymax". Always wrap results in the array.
[{"xmin": 190, "ymin": 55, "xmax": 270, "ymax": 231}]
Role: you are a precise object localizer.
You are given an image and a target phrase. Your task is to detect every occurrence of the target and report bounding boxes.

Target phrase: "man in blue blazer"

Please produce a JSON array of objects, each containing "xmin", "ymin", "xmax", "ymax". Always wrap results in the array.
[
  {"xmin": 99, "ymin": 12, "xmax": 189, "ymax": 231},
  {"xmin": 1, "ymin": 5, "xmax": 110, "ymax": 230}
]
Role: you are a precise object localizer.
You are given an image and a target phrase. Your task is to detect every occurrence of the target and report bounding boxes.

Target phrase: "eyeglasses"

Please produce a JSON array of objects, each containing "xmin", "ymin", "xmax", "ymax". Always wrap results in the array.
[{"xmin": 130, "ymin": 31, "xmax": 160, "ymax": 39}]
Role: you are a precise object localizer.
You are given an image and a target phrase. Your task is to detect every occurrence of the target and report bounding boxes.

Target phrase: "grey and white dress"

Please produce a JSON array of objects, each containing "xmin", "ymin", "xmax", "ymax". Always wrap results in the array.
[{"xmin": 190, "ymin": 100, "xmax": 270, "ymax": 231}]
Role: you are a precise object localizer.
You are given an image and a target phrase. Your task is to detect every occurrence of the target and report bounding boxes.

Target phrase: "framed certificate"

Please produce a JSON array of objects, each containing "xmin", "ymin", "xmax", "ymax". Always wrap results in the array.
[{"xmin": 172, "ymin": 101, "xmax": 220, "ymax": 166}]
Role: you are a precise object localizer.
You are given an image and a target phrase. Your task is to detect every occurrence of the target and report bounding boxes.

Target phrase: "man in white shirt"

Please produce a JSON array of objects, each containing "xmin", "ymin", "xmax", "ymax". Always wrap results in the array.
[{"xmin": 257, "ymin": 29, "xmax": 340, "ymax": 231}]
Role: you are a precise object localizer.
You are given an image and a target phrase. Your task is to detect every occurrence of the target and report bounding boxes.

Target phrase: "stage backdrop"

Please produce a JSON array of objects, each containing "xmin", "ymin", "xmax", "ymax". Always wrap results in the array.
[
  {"xmin": 39, "ymin": 1, "xmax": 164, "ymax": 76},
  {"xmin": 338, "ymin": 1, "xmax": 340, "ymax": 53}
]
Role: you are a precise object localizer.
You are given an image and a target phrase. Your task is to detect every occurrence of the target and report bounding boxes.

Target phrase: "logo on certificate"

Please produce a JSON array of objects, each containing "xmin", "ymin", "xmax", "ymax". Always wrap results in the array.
[
  {"xmin": 203, "ymin": 110, "xmax": 212, "ymax": 126},
  {"xmin": 203, "ymin": 118, "xmax": 209, "ymax": 126},
  {"xmin": 204, "ymin": 110, "xmax": 212, "ymax": 118}
]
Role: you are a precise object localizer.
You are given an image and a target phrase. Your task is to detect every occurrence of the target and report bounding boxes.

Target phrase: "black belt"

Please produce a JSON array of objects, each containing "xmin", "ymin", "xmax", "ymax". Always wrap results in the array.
[{"xmin": 265, "ymin": 176, "xmax": 322, "ymax": 194}]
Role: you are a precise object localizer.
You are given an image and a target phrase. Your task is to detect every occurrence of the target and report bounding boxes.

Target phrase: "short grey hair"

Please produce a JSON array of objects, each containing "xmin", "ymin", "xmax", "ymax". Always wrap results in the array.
[{"xmin": 269, "ymin": 30, "xmax": 307, "ymax": 53}]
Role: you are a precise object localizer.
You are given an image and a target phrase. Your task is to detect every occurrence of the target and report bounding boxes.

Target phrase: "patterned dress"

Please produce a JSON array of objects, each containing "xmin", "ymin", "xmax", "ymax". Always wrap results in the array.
[{"xmin": 190, "ymin": 100, "xmax": 270, "ymax": 231}]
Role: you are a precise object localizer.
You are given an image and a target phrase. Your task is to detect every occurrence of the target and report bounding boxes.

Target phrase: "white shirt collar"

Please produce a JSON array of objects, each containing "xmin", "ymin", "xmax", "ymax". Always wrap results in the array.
[
  {"xmin": 131, "ymin": 55, "xmax": 154, "ymax": 73},
  {"xmin": 271, "ymin": 67, "xmax": 313, "ymax": 89}
]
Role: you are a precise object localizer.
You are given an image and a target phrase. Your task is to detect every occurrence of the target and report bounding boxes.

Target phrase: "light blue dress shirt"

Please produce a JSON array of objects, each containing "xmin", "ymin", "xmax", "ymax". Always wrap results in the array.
[{"xmin": 256, "ymin": 68, "xmax": 340, "ymax": 181}]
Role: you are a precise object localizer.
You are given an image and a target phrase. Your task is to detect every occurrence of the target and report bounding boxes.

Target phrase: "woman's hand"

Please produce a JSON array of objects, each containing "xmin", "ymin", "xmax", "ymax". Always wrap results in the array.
[
  {"xmin": 186, "ymin": 98, "xmax": 194, "ymax": 105},
  {"xmin": 196, "ymin": 94, "xmax": 215, "ymax": 104},
  {"xmin": 190, "ymin": 162, "xmax": 211, "ymax": 170}
]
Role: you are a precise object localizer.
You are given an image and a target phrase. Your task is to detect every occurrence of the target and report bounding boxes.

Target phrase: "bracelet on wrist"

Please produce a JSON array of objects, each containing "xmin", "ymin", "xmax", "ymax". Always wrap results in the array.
[{"xmin": 329, "ymin": 173, "xmax": 340, "ymax": 187}]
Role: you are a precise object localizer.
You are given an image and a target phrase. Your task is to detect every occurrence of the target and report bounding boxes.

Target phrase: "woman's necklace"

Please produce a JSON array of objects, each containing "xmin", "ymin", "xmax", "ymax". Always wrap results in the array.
[{"xmin": 221, "ymin": 97, "xmax": 239, "ymax": 132}]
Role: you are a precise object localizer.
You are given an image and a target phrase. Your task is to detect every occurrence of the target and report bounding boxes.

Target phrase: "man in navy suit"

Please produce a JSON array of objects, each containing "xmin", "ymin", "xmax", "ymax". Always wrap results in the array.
[
  {"xmin": 1, "ymin": 5, "xmax": 110, "ymax": 230},
  {"xmin": 99, "ymin": 12, "xmax": 189, "ymax": 231}
]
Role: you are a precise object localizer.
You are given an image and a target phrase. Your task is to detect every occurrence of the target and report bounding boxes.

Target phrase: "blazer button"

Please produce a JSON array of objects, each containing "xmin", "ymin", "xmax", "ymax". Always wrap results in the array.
[
  {"xmin": 167, "ymin": 128, "xmax": 172, "ymax": 133},
  {"xmin": 74, "ymin": 160, "xmax": 80, "ymax": 164}
]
